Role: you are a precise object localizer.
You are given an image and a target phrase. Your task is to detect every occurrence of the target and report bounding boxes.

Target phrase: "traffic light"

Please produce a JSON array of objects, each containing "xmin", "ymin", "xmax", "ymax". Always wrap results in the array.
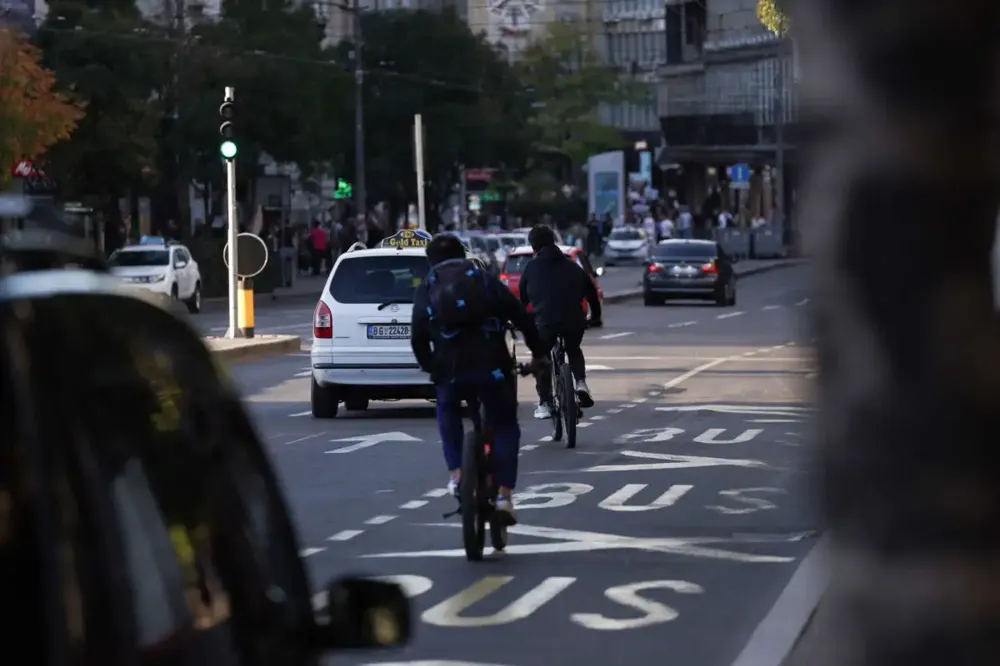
[{"xmin": 219, "ymin": 99, "xmax": 236, "ymax": 159}]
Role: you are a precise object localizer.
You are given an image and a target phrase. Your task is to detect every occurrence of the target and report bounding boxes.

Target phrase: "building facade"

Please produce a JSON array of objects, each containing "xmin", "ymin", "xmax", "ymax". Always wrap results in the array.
[{"xmin": 656, "ymin": 0, "xmax": 797, "ymax": 229}]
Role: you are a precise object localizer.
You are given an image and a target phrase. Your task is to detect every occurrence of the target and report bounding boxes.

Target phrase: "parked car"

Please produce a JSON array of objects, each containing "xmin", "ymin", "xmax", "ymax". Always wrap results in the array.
[
  {"xmin": 500, "ymin": 244, "xmax": 604, "ymax": 326},
  {"xmin": 603, "ymin": 227, "xmax": 650, "ymax": 265}
]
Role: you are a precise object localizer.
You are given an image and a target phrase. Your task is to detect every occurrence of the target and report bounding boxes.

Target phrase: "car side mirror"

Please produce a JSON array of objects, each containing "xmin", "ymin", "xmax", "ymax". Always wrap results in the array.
[
  {"xmin": 313, "ymin": 576, "xmax": 411, "ymax": 651},
  {"xmin": 595, "ymin": 266, "xmax": 605, "ymax": 277},
  {"xmin": 174, "ymin": 259, "xmax": 187, "ymax": 268}
]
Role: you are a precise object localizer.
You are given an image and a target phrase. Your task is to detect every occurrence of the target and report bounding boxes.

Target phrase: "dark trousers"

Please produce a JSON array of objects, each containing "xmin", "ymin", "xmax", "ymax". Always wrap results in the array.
[
  {"xmin": 535, "ymin": 323, "xmax": 586, "ymax": 404},
  {"xmin": 435, "ymin": 379, "xmax": 520, "ymax": 488}
]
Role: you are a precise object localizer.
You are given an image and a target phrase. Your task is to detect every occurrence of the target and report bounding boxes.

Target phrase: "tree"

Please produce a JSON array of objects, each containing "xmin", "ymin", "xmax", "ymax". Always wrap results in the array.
[
  {"xmin": 36, "ymin": 2, "xmax": 163, "ymax": 208},
  {"xmin": 345, "ymin": 9, "xmax": 531, "ymax": 224},
  {"xmin": 517, "ymin": 20, "xmax": 649, "ymax": 170},
  {"xmin": 756, "ymin": 0, "xmax": 789, "ymax": 34},
  {"xmin": 0, "ymin": 27, "xmax": 83, "ymax": 188}
]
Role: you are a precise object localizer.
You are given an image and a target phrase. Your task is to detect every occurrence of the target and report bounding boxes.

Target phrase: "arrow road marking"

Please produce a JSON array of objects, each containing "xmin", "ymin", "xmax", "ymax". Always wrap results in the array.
[
  {"xmin": 655, "ymin": 404, "xmax": 813, "ymax": 420},
  {"xmin": 360, "ymin": 523, "xmax": 795, "ymax": 562},
  {"xmin": 326, "ymin": 431, "xmax": 421, "ymax": 454},
  {"xmin": 581, "ymin": 450, "xmax": 771, "ymax": 472}
]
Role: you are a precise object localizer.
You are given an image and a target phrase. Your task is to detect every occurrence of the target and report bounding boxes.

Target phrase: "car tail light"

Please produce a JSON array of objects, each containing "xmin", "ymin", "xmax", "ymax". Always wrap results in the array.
[
  {"xmin": 499, "ymin": 273, "xmax": 509, "ymax": 286},
  {"xmin": 314, "ymin": 301, "xmax": 333, "ymax": 339},
  {"xmin": 701, "ymin": 261, "xmax": 718, "ymax": 274},
  {"xmin": 648, "ymin": 262, "xmax": 662, "ymax": 273}
]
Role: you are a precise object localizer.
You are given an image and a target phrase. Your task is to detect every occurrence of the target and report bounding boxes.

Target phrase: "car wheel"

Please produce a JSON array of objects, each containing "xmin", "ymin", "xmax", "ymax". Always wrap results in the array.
[
  {"xmin": 714, "ymin": 283, "xmax": 729, "ymax": 306},
  {"xmin": 185, "ymin": 282, "xmax": 201, "ymax": 314},
  {"xmin": 344, "ymin": 397, "xmax": 369, "ymax": 411},
  {"xmin": 311, "ymin": 377, "xmax": 340, "ymax": 418}
]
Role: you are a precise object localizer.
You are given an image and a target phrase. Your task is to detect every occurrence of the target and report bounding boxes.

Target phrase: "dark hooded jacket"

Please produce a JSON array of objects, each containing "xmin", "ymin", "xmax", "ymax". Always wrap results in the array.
[{"xmin": 518, "ymin": 245, "xmax": 602, "ymax": 331}]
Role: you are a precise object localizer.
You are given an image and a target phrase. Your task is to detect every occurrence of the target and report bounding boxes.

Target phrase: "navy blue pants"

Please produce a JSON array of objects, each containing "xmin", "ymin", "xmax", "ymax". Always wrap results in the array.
[{"xmin": 435, "ymin": 379, "xmax": 520, "ymax": 488}]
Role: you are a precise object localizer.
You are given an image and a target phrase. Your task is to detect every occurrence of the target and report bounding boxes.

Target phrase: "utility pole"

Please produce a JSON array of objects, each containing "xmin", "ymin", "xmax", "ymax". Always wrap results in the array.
[
  {"xmin": 352, "ymin": 0, "xmax": 367, "ymax": 220},
  {"xmin": 773, "ymin": 61, "xmax": 786, "ymax": 239},
  {"xmin": 170, "ymin": 0, "xmax": 187, "ymax": 236}
]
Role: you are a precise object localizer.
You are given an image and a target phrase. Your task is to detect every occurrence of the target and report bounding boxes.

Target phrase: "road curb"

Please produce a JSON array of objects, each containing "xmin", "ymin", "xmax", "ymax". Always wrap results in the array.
[
  {"xmin": 730, "ymin": 534, "xmax": 830, "ymax": 666},
  {"xmin": 603, "ymin": 261, "xmax": 802, "ymax": 304},
  {"xmin": 205, "ymin": 335, "xmax": 302, "ymax": 363}
]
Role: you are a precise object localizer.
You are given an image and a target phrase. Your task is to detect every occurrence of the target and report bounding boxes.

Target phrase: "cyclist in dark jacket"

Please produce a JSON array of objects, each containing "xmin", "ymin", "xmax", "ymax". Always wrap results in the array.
[
  {"xmin": 518, "ymin": 225, "xmax": 602, "ymax": 419},
  {"xmin": 411, "ymin": 234, "xmax": 546, "ymax": 522}
]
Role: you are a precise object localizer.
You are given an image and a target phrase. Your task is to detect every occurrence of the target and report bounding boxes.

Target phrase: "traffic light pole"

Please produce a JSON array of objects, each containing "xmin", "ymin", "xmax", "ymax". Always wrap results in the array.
[{"xmin": 222, "ymin": 86, "xmax": 242, "ymax": 339}]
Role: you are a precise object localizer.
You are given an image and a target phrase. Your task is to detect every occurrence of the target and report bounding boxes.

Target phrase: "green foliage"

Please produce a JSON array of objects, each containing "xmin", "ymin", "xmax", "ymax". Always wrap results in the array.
[
  {"xmin": 518, "ymin": 20, "xmax": 648, "ymax": 167},
  {"xmin": 346, "ymin": 9, "xmax": 533, "ymax": 207},
  {"xmin": 756, "ymin": 0, "xmax": 789, "ymax": 35},
  {"xmin": 37, "ymin": 1, "xmax": 166, "ymax": 201}
]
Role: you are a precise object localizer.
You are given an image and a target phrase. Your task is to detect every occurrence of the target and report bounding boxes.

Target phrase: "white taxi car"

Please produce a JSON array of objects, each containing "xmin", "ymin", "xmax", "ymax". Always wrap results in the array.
[
  {"xmin": 109, "ymin": 236, "xmax": 202, "ymax": 313},
  {"xmin": 311, "ymin": 229, "xmax": 437, "ymax": 418}
]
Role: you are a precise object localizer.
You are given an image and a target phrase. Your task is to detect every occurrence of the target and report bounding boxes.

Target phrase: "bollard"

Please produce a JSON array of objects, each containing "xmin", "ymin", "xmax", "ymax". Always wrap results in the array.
[{"xmin": 237, "ymin": 277, "xmax": 254, "ymax": 338}]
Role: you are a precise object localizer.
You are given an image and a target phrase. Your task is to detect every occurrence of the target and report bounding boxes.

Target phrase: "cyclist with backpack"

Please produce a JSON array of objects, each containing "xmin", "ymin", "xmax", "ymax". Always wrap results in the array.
[
  {"xmin": 518, "ymin": 224, "xmax": 603, "ymax": 419},
  {"xmin": 411, "ymin": 234, "xmax": 548, "ymax": 523}
]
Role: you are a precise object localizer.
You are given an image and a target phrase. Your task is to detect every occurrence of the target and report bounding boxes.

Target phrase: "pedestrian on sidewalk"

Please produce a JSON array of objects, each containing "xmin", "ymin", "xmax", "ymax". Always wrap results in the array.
[{"xmin": 309, "ymin": 220, "xmax": 327, "ymax": 276}]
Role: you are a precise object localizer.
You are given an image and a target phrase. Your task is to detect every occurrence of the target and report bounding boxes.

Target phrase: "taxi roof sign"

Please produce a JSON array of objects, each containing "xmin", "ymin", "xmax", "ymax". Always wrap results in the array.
[
  {"xmin": 139, "ymin": 235, "xmax": 167, "ymax": 245},
  {"xmin": 379, "ymin": 229, "xmax": 431, "ymax": 249}
]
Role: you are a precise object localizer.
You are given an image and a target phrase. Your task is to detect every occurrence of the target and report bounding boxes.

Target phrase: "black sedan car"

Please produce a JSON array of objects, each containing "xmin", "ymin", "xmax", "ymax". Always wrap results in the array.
[{"xmin": 642, "ymin": 239, "xmax": 737, "ymax": 306}]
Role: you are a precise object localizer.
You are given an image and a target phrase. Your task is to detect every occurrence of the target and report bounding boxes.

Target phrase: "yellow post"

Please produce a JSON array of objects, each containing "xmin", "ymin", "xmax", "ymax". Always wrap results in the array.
[{"xmin": 237, "ymin": 278, "xmax": 254, "ymax": 338}]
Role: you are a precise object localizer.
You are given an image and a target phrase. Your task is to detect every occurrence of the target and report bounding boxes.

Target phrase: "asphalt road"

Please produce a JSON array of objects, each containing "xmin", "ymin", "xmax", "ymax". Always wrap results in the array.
[
  {"xmin": 230, "ymin": 265, "xmax": 819, "ymax": 666},
  {"xmin": 187, "ymin": 265, "xmax": 644, "ymax": 337}
]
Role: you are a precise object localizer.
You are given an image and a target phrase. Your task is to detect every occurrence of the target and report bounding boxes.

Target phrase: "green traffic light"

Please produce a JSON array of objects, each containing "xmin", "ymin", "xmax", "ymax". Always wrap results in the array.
[{"xmin": 220, "ymin": 140, "xmax": 238, "ymax": 159}]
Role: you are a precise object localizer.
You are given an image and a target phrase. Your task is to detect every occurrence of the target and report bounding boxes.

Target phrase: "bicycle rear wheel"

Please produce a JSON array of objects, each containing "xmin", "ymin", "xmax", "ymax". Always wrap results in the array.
[
  {"xmin": 560, "ymin": 364, "xmax": 577, "ymax": 449},
  {"xmin": 550, "ymin": 361, "xmax": 563, "ymax": 441},
  {"xmin": 460, "ymin": 431, "xmax": 487, "ymax": 561}
]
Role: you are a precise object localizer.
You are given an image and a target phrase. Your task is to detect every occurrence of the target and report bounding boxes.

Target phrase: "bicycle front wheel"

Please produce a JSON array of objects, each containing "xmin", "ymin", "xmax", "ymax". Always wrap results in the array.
[
  {"xmin": 461, "ymin": 431, "xmax": 487, "ymax": 561},
  {"xmin": 560, "ymin": 364, "xmax": 577, "ymax": 449}
]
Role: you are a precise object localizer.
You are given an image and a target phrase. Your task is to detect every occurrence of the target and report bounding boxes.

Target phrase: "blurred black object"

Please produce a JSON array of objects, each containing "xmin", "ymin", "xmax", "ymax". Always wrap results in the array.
[{"xmin": 0, "ymin": 226, "xmax": 411, "ymax": 664}]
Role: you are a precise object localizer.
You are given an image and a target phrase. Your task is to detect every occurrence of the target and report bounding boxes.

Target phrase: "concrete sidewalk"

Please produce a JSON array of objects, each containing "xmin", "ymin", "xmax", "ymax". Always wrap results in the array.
[{"xmin": 205, "ymin": 335, "xmax": 301, "ymax": 362}]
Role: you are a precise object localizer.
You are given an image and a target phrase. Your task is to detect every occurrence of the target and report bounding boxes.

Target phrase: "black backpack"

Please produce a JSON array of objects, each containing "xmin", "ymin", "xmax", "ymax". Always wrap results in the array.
[{"xmin": 426, "ymin": 258, "xmax": 490, "ymax": 337}]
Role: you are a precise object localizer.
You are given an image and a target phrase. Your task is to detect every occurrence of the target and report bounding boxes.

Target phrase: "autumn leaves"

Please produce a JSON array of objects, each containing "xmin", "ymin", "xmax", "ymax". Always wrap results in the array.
[{"xmin": 0, "ymin": 29, "xmax": 85, "ymax": 188}]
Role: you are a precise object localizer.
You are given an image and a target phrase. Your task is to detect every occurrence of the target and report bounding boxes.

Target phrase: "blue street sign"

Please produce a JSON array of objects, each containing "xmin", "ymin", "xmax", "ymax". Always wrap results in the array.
[{"xmin": 728, "ymin": 163, "xmax": 751, "ymax": 183}]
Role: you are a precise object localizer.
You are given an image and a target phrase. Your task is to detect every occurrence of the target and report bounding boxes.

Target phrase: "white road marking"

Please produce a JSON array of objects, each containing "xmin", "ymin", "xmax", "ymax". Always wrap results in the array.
[
  {"xmin": 422, "ymin": 576, "xmax": 577, "ymax": 627},
  {"xmin": 400, "ymin": 500, "xmax": 428, "ymax": 509},
  {"xmin": 668, "ymin": 321, "xmax": 696, "ymax": 328},
  {"xmin": 326, "ymin": 431, "xmax": 421, "ymax": 454},
  {"xmin": 729, "ymin": 536, "xmax": 829, "ymax": 666},
  {"xmin": 577, "ymin": 422, "xmax": 593, "ymax": 428},
  {"xmin": 588, "ymin": 356, "xmax": 813, "ymax": 362},
  {"xmin": 423, "ymin": 488, "xmax": 450, "ymax": 498},
  {"xmin": 622, "ymin": 403, "xmax": 636, "ymax": 408},
  {"xmin": 634, "ymin": 397, "xmax": 647, "ymax": 403},
  {"xmin": 581, "ymin": 450, "xmax": 770, "ymax": 473},
  {"xmin": 293, "ymin": 370, "xmax": 312, "ymax": 377},
  {"xmin": 743, "ymin": 350, "xmax": 758, "ymax": 356},
  {"xmin": 586, "ymin": 364, "xmax": 613, "ymax": 371},
  {"xmin": 655, "ymin": 404, "xmax": 813, "ymax": 419},
  {"xmin": 364, "ymin": 515, "xmax": 397, "ymax": 525},
  {"xmin": 282, "ymin": 432, "xmax": 326, "ymax": 445},
  {"xmin": 538, "ymin": 436, "xmax": 553, "ymax": 442},
  {"xmin": 607, "ymin": 408, "xmax": 623, "ymax": 414},
  {"xmin": 795, "ymin": 298, "xmax": 809, "ymax": 306},
  {"xmin": 762, "ymin": 304, "xmax": 782, "ymax": 310},
  {"xmin": 300, "ymin": 548, "xmax": 325, "ymax": 557},
  {"xmin": 717, "ymin": 311, "xmax": 744, "ymax": 319},
  {"xmin": 598, "ymin": 484, "xmax": 694, "ymax": 511},
  {"xmin": 328, "ymin": 530, "xmax": 363, "ymax": 541},
  {"xmin": 363, "ymin": 523, "xmax": 795, "ymax": 562},
  {"xmin": 589, "ymin": 415, "xmax": 607, "ymax": 421},
  {"xmin": 289, "ymin": 410, "xmax": 312, "ymax": 417},
  {"xmin": 599, "ymin": 332, "xmax": 633, "ymax": 340},
  {"xmin": 521, "ymin": 444, "xmax": 539, "ymax": 451}
]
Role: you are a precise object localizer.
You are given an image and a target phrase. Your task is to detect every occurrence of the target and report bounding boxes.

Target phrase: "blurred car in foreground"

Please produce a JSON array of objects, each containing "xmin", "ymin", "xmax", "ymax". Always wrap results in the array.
[
  {"xmin": 643, "ymin": 238, "xmax": 737, "ymax": 306},
  {"xmin": 1, "ymin": 219, "xmax": 412, "ymax": 664},
  {"xmin": 500, "ymin": 244, "xmax": 604, "ymax": 326}
]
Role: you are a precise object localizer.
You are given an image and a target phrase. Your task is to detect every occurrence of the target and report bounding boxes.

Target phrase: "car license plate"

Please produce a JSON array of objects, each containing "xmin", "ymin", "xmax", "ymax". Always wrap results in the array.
[{"xmin": 367, "ymin": 324, "xmax": 410, "ymax": 340}]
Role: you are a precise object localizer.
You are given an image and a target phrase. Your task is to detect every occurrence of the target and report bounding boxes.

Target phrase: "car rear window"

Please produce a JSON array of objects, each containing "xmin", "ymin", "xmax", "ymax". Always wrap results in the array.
[
  {"xmin": 503, "ymin": 254, "xmax": 533, "ymax": 275},
  {"xmin": 654, "ymin": 243, "xmax": 717, "ymax": 260},
  {"xmin": 111, "ymin": 250, "xmax": 170, "ymax": 266},
  {"xmin": 329, "ymin": 255, "xmax": 430, "ymax": 304}
]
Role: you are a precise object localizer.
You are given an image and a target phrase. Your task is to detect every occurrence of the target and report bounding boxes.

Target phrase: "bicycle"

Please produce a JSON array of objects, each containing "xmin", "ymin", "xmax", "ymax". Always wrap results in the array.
[
  {"xmin": 443, "ymin": 361, "xmax": 539, "ymax": 562},
  {"xmin": 548, "ymin": 335, "xmax": 581, "ymax": 449}
]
